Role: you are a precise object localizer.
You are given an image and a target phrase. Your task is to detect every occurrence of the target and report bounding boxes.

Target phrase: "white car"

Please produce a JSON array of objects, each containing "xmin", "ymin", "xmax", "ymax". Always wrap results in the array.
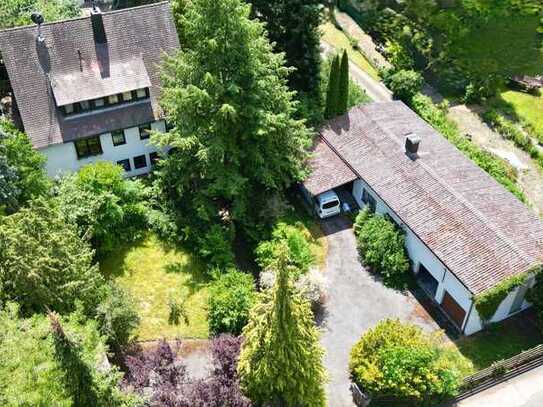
[{"xmin": 314, "ymin": 190, "xmax": 341, "ymax": 219}]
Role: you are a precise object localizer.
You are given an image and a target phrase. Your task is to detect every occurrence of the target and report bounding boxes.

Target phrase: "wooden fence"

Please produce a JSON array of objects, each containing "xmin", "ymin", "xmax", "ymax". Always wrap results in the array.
[{"xmin": 451, "ymin": 344, "xmax": 543, "ymax": 403}]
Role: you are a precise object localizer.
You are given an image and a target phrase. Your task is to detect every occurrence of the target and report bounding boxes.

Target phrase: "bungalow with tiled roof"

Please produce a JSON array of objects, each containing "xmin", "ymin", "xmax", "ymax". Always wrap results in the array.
[
  {"xmin": 0, "ymin": 2, "xmax": 179, "ymax": 176},
  {"xmin": 303, "ymin": 101, "xmax": 543, "ymax": 335}
]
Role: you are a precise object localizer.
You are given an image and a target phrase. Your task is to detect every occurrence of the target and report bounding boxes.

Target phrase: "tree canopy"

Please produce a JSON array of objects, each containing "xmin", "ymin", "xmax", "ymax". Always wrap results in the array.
[
  {"xmin": 0, "ymin": 119, "xmax": 50, "ymax": 214},
  {"xmin": 249, "ymin": 0, "xmax": 323, "ymax": 95},
  {"xmin": 0, "ymin": 303, "xmax": 137, "ymax": 406},
  {"xmin": 154, "ymin": 0, "xmax": 311, "ymax": 264},
  {"xmin": 237, "ymin": 245, "xmax": 327, "ymax": 406},
  {"xmin": 57, "ymin": 161, "xmax": 149, "ymax": 257},
  {"xmin": 0, "ymin": 198, "xmax": 103, "ymax": 315},
  {"xmin": 0, "ymin": 0, "xmax": 80, "ymax": 29}
]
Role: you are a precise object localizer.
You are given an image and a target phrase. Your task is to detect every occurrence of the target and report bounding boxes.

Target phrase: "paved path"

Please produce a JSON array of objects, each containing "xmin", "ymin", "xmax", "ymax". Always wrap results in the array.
[
  {"xmin": 319, "ymin": 216, "xmax": 440, "ymax": 407},
  {"xmin": 454, "ymin": 364, "xmax": 543, "ymax": 407}
]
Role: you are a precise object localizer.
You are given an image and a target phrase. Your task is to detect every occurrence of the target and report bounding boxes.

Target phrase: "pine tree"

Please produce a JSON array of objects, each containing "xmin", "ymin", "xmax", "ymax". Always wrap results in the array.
[
  {"xmin": 325, "ymin": 55, "xmax": 340, "ymax": 119},
  {"xmin": 237, "ymin": 244, "xmax": 327, "ymax": 406},
  {"xmin": 249, "ymin": 0, "xmax": 322, "ymax": 95},
  {"xmin": 155, "ymin": 0, "xmax": 311, "ymax": 258},
  {"xmin": 338, "ymin": 50, "xmax": 350, "ymax": 115}
]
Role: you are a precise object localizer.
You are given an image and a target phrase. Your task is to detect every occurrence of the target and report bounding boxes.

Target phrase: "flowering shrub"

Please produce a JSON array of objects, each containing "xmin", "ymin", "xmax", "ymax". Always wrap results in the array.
[{"xmin": 349, "ymin": 319, "xmax": 464, "ymax": 402}]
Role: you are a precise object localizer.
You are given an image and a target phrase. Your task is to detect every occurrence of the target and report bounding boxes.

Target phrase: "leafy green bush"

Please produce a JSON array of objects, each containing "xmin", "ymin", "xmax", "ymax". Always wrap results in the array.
[
  {"xmin": 354, "ymin": 211, "xmax": 409, "ymax": 289},
  {"xmin": 93, "ymin": 283, "xmax": 140, "ymax": 349},
  {"xmin": 57, "ymin": 161, "xmax": 149, "ymax": 257},
  {"xmin": 0, "ymin": 303, "xmax": 138, "ymax": 406},
  {"xmin": 0, "ymin": 118, "xmax": 50, "ymax": 214},
  {"xmin": 410, "ymin": 94, "xmax": 527, "ymax": 202},
  {"xmin": 255, "ymin": 222, "xmax": 315, "ymax": 277},
  {"xmin": 197, "ymin": 223, "xmax": 236, "ymax": 269},
  {"xmin": 473, "ymin": 273, "xmax": 528, "ymax": 321},
  {"xmin": 208, "ymin": 269, "xmax": 256, "ymax": 336},
  {"xmin": 349, "ymin": 319, "xmax": 464, "ymax": 402},
  {"xmin": 526, "ymin": 269, "xmax": 543, "ymax": 330},
  {"xmin": 382, "ymin": 69, "xmax": 423, "ymax": 103}
]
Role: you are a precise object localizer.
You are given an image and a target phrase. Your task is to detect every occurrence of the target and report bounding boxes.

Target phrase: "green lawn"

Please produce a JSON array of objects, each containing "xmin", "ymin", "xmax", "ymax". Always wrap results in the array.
[
  {"xmin": 101, "ymin": 236, "xmax": 210, "ymax": 340},
  {"xmin": 321, "ymin": 22, "xmax": 380, "ymax": 80},
  {"xmin": 499, "ymin": 90, "xmax": 543, "ymax": 142},
  {"xmin": 452, "ymin": 320, "xmax": 542, "ymax": 371}
]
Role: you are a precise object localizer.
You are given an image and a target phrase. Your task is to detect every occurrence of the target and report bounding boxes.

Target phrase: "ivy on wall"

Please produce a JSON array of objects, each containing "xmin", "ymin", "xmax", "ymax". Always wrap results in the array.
[{"xmin": 473, "ymin": 267, "xmax": 543, "ymax": 322}]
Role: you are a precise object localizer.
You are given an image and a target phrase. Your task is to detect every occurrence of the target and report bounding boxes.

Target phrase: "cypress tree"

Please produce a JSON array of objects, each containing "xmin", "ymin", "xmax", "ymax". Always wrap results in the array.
[
  {"xmin": 237, "ymin": 244, "xmax": 327, "ymax": 406},
  {"xmin": 338, "ymin": 50, "xmax": 350, "ymax": 115},
  {"xmin": 325, "ymin": 55, "xmax": 341, "ymax": 119}
]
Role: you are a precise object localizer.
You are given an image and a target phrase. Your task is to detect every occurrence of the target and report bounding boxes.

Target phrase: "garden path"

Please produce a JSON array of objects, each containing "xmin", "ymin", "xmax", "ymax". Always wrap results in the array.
[{"xmin": 319, "ymin": 216, "xmax": 440, "ymax": 407}]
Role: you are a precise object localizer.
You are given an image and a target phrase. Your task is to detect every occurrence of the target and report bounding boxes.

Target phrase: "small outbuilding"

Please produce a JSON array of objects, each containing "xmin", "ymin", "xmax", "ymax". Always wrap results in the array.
[{"xmin": 303, "ymin": 101, "xmax": 543, "ymax": 335}]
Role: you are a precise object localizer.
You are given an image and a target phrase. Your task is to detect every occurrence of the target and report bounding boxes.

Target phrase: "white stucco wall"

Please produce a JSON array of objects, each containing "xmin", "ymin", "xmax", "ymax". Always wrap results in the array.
[
  {"xmin": 464, "ymin": 277, "xmax": 535, "ymax": 335},
  {"xmin": 353, "ymin": 178, "xmax": 475, "ymax": 332},
  {"xmin": 41, "ymin": 120, "xmax": 166, "ymax": 178}
]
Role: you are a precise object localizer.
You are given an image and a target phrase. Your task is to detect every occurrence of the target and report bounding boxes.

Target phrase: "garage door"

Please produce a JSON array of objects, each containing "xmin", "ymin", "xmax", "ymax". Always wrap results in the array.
[{"xmin": 441, "ymin": 291, "xmax": 466, "ymax": 328}]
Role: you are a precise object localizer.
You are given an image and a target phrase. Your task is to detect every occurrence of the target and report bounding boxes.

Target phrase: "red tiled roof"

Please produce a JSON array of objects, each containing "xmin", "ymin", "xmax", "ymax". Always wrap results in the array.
[{"xmin": 314, "ymin": 102, "xmax": 543, "ymax": 294}]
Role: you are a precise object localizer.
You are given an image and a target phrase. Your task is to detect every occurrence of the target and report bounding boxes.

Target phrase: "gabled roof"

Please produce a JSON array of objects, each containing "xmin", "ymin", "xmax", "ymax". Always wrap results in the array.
[
  {"xmin": 307, "ymin": 102, "xmax": 543, "ymax": 294},
  {"xmin": 0, "ymin": 2, "xmax": 180, "ymax": 149}
]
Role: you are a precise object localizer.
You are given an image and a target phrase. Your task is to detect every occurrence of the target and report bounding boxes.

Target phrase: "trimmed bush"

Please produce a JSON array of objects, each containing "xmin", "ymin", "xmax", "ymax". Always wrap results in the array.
[
  {"xmin": 255, "ymin": 222, "xmax": 315, "ymax": 277},
  {"xmin": 354, "ymin": 210, "xmax": 410, "ymax": 289},
  {"xmin": 208, "ymin": 270, "xmax": 256, "ymax": 336},
  {"xmin": 349, "ymin": 319, "xmax": 464, "ymax": 402},
  {"xmin": 383, "ymin": 69, "xmax": 423, "ymax": 103}
]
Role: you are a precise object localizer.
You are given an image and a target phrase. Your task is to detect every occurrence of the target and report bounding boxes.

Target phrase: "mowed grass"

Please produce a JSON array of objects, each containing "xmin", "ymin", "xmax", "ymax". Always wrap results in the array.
[
  {"xmin": 101, "ymin": 236, "xmax": 210, "ymax": 340},
  {"xmin": 500, "ymin": 90, "xmax": 543, "ymax": 141},
  {"xmin": 321, "ymin": 22, "xmax": 380, "ymax": 80},
  {"xmin": 453, "ymin": 319, "xmax": 543, "ymax": 371}
]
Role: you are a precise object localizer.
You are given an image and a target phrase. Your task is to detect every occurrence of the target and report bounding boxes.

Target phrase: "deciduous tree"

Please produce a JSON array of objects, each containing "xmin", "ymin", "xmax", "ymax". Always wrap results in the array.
[
  {"xmin": 0, "ymin": 119, "xmax": 50, "ymax": 214},
  {"xmin": 237, "ymin": 245, "xmax": 326, "ymax": 406},
  {"xmin": 0, "ymin": 0, "xmax": 80, "ymax": 29}
]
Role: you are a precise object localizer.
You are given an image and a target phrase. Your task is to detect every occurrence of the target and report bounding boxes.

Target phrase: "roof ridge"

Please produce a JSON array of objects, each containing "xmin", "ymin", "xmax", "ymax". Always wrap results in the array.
[
  {"xmin": 363, "ymin": 105, "xmax": 534, "ymax": 270},
  {"xmin": 0, "ymin": 1, "xmax": 170, "ymax": 34}
]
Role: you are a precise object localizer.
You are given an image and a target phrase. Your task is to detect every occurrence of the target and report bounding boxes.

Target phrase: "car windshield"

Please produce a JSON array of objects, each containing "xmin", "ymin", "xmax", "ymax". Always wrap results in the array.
[{"xmin": 322, "ymin": 200, "xmax": 339, "ymax": 210}]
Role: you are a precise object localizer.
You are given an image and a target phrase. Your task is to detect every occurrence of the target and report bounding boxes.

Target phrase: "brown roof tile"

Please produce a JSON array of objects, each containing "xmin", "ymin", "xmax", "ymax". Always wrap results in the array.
[
  {"xmin": 0, "ymin": 2, "xmax": 180, "ymax": 148},
  {"xmin": 314, "ymin": 102, "xmax": 543, "ymax": 294}
]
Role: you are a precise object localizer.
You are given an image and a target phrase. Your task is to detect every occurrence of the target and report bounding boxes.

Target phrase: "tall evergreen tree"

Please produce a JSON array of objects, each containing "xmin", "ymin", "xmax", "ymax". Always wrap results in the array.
[
  {"xmin": 155, "ymin": 0, "xmax": 311, "ymax": 259},
  {"xmin": 237, "ymin": 245, "xmax": 326, "ymax": 406},
  {"xmin": 325, "ymin": 55, "xmax": 340, "ymax": 119},
  {"xmin": 338, "ymin": 50, "xmax": 350, "ymax": 115},
  {"xmin": 249, "ymin": 0, "xmax": 323, "ymax": 95}
]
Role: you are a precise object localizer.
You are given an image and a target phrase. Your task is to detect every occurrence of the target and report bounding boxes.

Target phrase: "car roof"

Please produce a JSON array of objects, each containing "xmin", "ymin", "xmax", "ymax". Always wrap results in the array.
[{"xmin": 318, "ymin": 190, "xmax": 339, "ymax": 202}]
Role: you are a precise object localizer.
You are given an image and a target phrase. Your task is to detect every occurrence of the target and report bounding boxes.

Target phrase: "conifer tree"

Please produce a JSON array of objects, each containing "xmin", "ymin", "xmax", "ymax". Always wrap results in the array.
[
  {"xmin": 237, "ymin": 244, "xmax": 326, "ymax": 406},
  {"xmin": 155, "ymin": 0, "xmax": 311, "ymax": 257},
  {"xmin": 338, "ymin": 50, "xmax": 350, "ymax": 115},
  {"xmin": 249, "ymin": 0, "xmax": 322, "ymax": 95},
  {"xmin": 325, "ymin": 55, "xmax": 340, "ymax": 119}
]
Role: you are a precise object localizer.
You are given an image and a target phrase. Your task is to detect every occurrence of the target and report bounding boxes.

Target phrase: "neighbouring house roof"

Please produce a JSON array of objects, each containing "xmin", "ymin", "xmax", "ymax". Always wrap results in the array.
[
  {"xmin": 306, "ymin": 101, "xmax": 543, "ymax": 295},
  {"xmin": 0, "ymin": 2, "xmax": 180, "ymax": 149}
]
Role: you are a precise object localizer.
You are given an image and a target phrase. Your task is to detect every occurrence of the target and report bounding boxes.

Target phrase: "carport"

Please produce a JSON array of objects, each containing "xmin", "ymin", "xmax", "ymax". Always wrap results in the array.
[{"xmin": 301, "ymin": 138, "xmax": 358, "ymax": 211}]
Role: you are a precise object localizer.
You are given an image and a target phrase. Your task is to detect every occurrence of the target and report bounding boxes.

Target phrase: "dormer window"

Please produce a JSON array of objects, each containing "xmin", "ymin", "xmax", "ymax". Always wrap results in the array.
[
  {"xmin": 135, "ymin": 88, "xmax": 149, "ymax": 99},
  {"xmin": 122, "ymin": 91, "xmax": 133, "ymax": 102},
  {"xmin": 64, "ymin": 103, "xmax": 74, "ymax": 114},
  {"xmin": 93, "ymin": 98, "xmax": 105, "ymax": 108},
  {"xmin": 108, "ymin": 94, "xmax": 119, "ymax": 104}
]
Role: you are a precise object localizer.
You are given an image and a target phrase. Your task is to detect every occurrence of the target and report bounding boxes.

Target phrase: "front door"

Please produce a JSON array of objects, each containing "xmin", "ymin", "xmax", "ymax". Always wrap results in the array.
[
  {"xmin": 441, "ymin": 291, "xmax": 466, "ymax": 328},
  {"xmin": 509, "ymin": 284, "xmax": 529, "ymax": 315}
]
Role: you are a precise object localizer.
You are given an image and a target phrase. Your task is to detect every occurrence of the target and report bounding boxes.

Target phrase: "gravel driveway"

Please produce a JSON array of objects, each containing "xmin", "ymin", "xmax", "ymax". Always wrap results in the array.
[{"xmin": 319, "ymin": 216, "xmax": 440, "ymax": 407}]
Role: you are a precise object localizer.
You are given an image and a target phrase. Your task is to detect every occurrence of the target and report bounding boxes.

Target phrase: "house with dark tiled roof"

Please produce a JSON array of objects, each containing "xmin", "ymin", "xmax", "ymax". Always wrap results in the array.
[
  {"xmin": 0, "ymin": 2, "xmax": 179, "ymax": 176},
  {"xmin": 303, "ymin": 101, "xmax": 543, "ymax": 335}
]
